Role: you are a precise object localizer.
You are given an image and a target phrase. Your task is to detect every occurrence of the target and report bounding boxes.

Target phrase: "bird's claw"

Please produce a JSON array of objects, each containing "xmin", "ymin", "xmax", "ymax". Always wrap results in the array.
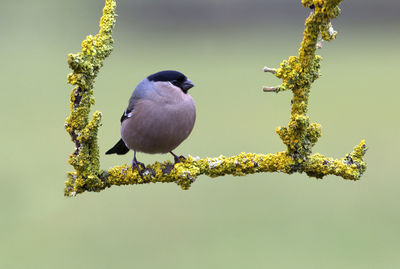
[
  {"xmin": 132, "ymin": 160, "xmax": 145, "ymax": 178},
  {"xmin": 177, "ymin": 155, "xmax": 186, "ymax": 163},
  {"xmin": 169, "ymin": 151, "xmax": 187, "ymax": 164}
]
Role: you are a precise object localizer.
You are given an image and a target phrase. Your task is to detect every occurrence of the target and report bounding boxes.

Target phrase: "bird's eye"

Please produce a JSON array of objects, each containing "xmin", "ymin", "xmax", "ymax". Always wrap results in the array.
[{"xmin": 171, "ymin": 80, "xmax": 180, "ymax": 87}]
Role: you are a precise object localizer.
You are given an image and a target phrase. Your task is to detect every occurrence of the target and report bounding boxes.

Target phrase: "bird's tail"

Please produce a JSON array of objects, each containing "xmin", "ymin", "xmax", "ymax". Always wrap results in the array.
[{"xmin": 105, "ymin": 139, "xmax": 130, "ymax": 155}]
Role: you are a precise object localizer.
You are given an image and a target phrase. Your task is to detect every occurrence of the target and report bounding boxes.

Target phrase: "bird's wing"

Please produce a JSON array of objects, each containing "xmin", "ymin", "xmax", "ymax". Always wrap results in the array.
[
  {"xmin": 120, "ymin": 94, "xmax": 141, "ymax": 123},
  {"xmin": 120, "ymin": 79, "xmax": 153, "ymax": 124},
  {"xmin": 120, "ymin": 110, "xmax": 130, "ymax": 123}
]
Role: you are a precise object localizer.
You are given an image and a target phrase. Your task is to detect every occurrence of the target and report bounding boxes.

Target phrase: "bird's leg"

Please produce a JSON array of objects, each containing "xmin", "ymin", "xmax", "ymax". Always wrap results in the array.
[
  {"xmin": 132, "ymin": 150, "xmax": 145, "ymax": 177},
  {"xmin": 169, "ymin": 151, "xmax": 186, "ymax": 164}
]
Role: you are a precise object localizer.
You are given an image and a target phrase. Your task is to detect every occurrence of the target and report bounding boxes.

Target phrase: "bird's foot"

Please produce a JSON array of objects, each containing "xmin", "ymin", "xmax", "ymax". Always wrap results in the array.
[
  {"xmin": 132, "ymin": 159, "xmax": 145, "ymax": 178},
  {"xmin": 169, "ymin": 151, "xmax": 186, "ymax": 164},
  {"xmin": 177, "ymin": 155, "xmax": 186, "ymax": 163}
]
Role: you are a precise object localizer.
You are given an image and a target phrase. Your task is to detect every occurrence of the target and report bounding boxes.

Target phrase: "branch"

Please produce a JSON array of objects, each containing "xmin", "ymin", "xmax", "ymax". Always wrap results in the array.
[
  {"xmin": 64, "ymin": 0, "xmax": 367, "ymax": 197},
  {"xmin": 66, "ymin": 140, "xmax": 366, "ymax": 196},
  {"xmin": 263, "ymin": 66, "xmax": 277, "ymax": 74},
  {"xmin": 65, "ymin": 0, "xmax": 116, "ymax": 195}
]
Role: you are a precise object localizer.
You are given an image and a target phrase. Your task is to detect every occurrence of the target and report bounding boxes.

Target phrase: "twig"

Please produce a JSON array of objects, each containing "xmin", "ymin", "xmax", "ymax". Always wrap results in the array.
[{"xmin": 64, "ymin": 0, "xmax": 367, "ymax": 197}]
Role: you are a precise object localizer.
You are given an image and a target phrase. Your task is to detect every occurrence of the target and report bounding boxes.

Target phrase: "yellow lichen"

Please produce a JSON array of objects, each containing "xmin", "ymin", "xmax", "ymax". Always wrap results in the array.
[
  {"xmin": 65, "ymin": 0, "xmax": 367, "ymax": 197},
  {"xmin": 65, "ymin": 0, "xmax": 116, "ymax": 196}
]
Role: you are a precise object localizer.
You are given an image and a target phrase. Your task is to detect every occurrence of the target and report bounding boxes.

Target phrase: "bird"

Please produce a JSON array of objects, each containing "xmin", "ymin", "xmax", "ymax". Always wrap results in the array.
[{"xmin": 106, "ymin": 70, "xmax": 196, "ymax": 177}]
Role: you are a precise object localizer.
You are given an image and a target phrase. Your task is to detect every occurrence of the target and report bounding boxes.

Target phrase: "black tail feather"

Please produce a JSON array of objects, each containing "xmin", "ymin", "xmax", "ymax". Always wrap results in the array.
[{"xmin": 105, "ymin": 139, "xmax": 130, "ymax": 155}]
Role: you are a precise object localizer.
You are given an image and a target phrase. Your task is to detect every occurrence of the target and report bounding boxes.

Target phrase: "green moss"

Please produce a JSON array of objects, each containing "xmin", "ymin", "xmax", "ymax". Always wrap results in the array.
[
  {"xmin": 65, "ymin": 0, "xmax": 367, "ymax": 197},
  {"xmin": 271, "ymin": 0, "xmax": 351, "ymax": 170},
  {"xmin": 65, "ymin": 0, "xmax": 116, "ymax": 197},
  {"xmin": 305, "ymin": 140, "xmax": 367, "ymax": 180}
]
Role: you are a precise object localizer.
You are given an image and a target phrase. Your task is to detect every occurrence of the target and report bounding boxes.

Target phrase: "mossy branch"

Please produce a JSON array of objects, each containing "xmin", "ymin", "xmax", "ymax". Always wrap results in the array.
[
  {"xmin": 65, "ymin": 0, "xmax": 367, "ymax": 197},
  {"xmin": 65, "ymin": 0, "xmax": 115, "ymax": 195}
]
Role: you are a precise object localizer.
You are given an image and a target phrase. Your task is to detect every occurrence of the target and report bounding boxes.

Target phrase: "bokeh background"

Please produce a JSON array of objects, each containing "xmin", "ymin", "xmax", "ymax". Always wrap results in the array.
[{"xmin": 1, "ymin": 0, "xmax": 399, "ymax": 268}]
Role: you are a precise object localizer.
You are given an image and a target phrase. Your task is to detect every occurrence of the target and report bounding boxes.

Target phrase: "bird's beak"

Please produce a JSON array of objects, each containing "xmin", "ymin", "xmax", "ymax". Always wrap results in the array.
[{"xmin": 181, "ymin": 80, "xmax": 194, "ymax": 91}]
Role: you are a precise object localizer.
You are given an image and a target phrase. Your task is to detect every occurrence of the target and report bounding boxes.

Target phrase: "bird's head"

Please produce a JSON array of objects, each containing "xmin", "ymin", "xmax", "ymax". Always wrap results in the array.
[{"xmin": 147, "ymin": 70, "xmax": 194, "ymax": 94}]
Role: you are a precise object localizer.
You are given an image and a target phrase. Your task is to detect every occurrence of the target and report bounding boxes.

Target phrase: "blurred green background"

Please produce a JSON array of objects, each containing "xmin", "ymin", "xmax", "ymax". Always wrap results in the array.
[{"xmin": 1, "ymin": 0, "xmax": 399, "ymax": 268}]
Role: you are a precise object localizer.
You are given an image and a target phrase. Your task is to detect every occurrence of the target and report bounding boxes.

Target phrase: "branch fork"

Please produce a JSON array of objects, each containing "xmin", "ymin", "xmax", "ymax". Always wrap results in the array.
[{"xmin": 65, "ymin": 0, "xmax": 367, "ymax": 197}]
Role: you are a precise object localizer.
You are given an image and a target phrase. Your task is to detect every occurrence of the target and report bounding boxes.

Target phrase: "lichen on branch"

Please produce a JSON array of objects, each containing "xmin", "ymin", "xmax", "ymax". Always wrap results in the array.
[
  {"xmin": 64, "ymin": 0, "xmax": 367, "ymax": 197},
  {"xmin": 263, "ymin": 0, "xmax": 366, "ymax": 176},
  {"xmin": 65, "ymin": 0, "xmax": 116, "ymax": 196}
]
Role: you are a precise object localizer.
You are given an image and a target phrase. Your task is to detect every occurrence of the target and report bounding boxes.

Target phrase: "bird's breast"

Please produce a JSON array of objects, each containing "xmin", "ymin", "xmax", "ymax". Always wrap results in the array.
[{"xmin": 121, "ymin": 96, "xmax": 196, "ymax": 154}]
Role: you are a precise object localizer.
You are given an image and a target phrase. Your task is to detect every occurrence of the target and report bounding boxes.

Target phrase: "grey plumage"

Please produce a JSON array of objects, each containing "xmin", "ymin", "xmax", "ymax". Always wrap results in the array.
[{"xmin": 106, "ymin": 70, "xmax": 196, "ymax": 175}]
